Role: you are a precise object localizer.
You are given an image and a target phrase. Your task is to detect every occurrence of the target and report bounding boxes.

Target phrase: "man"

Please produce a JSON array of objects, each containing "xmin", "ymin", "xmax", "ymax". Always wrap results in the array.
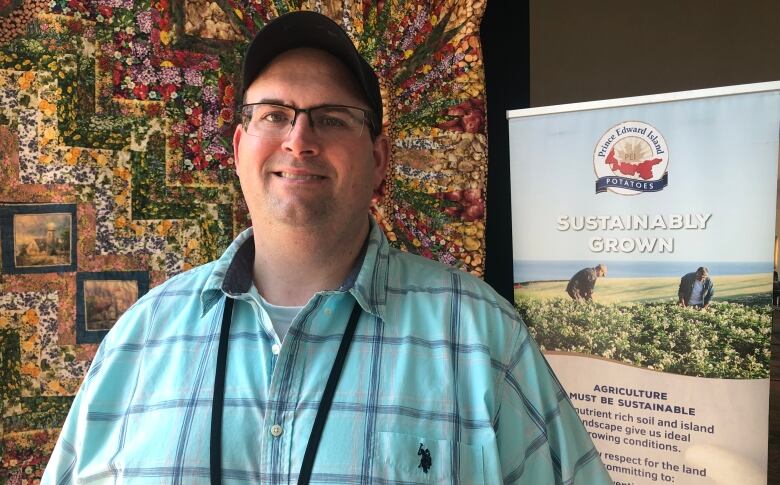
[
  {"xmin": 566, "ymin": 264, "xmax": 607, "ymax": 301},
  {"xmin": 678, "ymin": 266, "xmax": 714, "ymax": 309},
  {"xmin": 43, "ymin": 11, "xmax": 610, "ymax": 484}
]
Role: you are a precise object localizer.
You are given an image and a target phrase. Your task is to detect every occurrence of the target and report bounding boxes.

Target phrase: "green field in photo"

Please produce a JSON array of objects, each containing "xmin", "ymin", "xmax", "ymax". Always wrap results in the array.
[
  {"xmin": 513, "ymin": 273, "xmax": 772, "ymax": 378},
  {"xmin": 514, "ymin": 273, "xmax": 772, "ymax": 305}
]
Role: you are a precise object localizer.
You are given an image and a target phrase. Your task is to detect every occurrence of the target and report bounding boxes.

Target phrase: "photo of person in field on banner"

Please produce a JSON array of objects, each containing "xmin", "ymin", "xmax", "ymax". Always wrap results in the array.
[
  {"xmin": 514, "ymin": 266, "xmax": 771, "ymax": 379},
  {"xmin": 566, "ymin": 263, "xmax": 607, "ymax": 301},
  {"xmin": 678, "ymin": 266, "xmax": 714, "ymax": 309}
]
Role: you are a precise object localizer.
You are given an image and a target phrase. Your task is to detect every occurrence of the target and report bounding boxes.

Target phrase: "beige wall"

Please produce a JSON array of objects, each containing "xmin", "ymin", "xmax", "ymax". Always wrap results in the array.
[{"xmin": 530, "ymin": 0, "xmax": 780, "ymax": 107}]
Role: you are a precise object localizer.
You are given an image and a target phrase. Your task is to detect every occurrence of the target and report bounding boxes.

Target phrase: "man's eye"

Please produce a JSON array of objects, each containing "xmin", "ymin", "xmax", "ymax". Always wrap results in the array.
[
  {"xmin": 314, "ymin": 109, "xmax": 358, "ymax": 129},
  {"xmin": 260, "ymin": 111, "xmax": 291, "ymax": 124},
  {"xmin": 316, "ymin": 116, "xmax": 349, "ymax": 128}
]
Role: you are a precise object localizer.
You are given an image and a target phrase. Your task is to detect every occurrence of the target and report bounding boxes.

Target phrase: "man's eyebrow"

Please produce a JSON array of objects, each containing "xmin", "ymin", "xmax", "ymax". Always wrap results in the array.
[
  {"xmin": 246, "ymin": 98, "xmax": 288, "ymax": 106},
  {"xmin": 245, "ymin": 99, "xmax": 367, "ymax": 110}
]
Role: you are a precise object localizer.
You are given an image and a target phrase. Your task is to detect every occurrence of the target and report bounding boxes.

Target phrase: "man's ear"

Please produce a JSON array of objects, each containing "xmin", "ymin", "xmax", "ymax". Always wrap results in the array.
[
  {"xmin": 232, "ymin": 124, "xmax": 243, "ymax": 169},
  {"xmin": 371, "ymin": 134, "xmax": 390, "ymax": 199}
]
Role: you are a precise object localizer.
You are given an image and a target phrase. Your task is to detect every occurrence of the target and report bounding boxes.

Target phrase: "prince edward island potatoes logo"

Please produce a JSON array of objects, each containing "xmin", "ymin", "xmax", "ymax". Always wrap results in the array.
[{"xmin": 594, "ymin": 121, "xmax": 669, "ymax": 195}]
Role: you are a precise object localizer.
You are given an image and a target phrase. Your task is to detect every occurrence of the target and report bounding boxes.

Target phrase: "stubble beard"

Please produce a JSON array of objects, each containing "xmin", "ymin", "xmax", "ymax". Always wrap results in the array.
[{"xmin": 261, "ymin": 179, "xmax": 336, "ymax": 228}]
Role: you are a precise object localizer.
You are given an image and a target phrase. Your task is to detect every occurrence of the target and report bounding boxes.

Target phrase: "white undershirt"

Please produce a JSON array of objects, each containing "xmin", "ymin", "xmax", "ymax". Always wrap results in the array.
[
  {"xmin": 252, "ymin": 287, "xmax": 303, "ymax": 342},
  {"xmin": 689, "ymin": 279, "xmax": 705, "ymax": 305}
]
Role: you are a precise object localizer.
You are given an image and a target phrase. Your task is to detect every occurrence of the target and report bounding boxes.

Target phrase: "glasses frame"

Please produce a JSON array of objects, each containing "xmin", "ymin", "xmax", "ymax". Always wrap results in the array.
[{"xmin": 240, "ymin": 102, "xmax": 378, "ymax": 139}]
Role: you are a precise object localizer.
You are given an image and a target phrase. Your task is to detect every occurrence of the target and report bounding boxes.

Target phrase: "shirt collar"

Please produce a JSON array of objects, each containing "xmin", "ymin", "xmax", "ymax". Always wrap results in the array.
[
  {"xmin": 200, "ymin": 226, "xmax": 254, "ymax": 315},
  {"xmin": 200, "ymin": 218, "xmax": 390, "ymax": 321},
  {"xmin": 347, "ymin": 218, "xmax": 389, "ymax": 320}
]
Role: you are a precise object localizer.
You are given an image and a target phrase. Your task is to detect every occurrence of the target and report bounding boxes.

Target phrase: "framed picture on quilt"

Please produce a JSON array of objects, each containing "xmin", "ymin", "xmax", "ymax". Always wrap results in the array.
[
  {"xmin": 0, "ymin": 203, "xmax": 77, "ymax": 274},
  {"xmin": 75, "ymin": 271, "xmax": 150, "ymax": 343}
]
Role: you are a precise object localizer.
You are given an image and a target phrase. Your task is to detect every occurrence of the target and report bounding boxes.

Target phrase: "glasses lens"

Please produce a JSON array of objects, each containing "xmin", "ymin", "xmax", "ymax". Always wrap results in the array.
[
  {"xmin": 310, "ymin": 106, "xmax": 366, "ymax": 137},
  {"xmin": 241, "ymin": 103, "xmax": 369, "ymax": 140},
  {"xmin": 242, "ymin": 104, "xmax": 294, "ymax": 138}
]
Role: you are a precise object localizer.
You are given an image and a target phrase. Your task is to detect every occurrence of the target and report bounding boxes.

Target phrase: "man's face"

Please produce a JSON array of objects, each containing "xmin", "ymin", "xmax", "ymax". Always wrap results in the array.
[
  {"xmin": 696, "ymin": 271, "xmax": 708, "ymax": 281},
  {"xmin": 233, "ymin": 48, "xmax": 388, "ymax": 230}
]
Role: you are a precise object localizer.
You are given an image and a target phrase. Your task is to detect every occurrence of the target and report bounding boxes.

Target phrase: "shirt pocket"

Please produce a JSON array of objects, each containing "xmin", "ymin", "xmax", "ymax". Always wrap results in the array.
[{"xmin": 372, "ymin": 431, "xmax": 485, "ymax": 485}]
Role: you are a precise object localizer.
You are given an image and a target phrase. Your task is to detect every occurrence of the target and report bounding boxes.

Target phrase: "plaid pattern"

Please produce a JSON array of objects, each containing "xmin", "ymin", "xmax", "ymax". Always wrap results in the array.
[{"xmin": 42, "ymin": 220, "xmax": 610, "ymax": 484}]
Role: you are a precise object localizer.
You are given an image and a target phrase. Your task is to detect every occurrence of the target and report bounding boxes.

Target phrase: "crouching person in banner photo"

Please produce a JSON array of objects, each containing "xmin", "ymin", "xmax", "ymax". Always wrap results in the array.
[
  {"xmin": 42, "ymin": 11, "xmax": 611, "ymax": 485},
  {"xmin": 567, "ymin": 264, "xmax": 608, "ymax": 302},
  {"xmin": 678, "ymin": 266, "xmax": 715, "ymax": 310}
]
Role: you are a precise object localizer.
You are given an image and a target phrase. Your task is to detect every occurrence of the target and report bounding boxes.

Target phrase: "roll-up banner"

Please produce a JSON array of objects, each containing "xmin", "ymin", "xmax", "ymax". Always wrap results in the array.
[{"xmin": 508, "ymin": 82, "xmax": 780, "ymax": 485}]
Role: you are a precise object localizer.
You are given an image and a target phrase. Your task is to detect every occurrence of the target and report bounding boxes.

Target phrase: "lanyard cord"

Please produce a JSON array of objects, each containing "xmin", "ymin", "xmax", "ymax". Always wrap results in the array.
[
  {"xmin": 298, "ymin": 301, "xmax": 361, "ymax": 485},
  {"xmin": 210, "ymin": 297, "xmax": 362, "ymax": 485},
  {"xmin": 210, "ymin": 297, "xmax": 234, "ymax": 485}
]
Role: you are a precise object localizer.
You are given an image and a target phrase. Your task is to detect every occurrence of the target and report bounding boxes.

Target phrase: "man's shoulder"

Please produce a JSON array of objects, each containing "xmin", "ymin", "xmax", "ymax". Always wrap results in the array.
[
  {"xmin": 388, "ymin": 246, "xmax": 488, "ymax": 287},
  {"xmin": 385, "ymin": 247, "xmax": 518, "ymax": 318},
  {"xmin": 136, "ymin": 260, "xmax": 219, "ymax": 307},
  {"xmin": 569, "ymin": 267, "xmax": 593, "ymax": 283}
]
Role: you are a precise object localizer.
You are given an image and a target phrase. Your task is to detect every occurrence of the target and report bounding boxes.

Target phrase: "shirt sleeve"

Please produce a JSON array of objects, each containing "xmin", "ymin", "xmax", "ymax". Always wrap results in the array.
[
  {"xmin": 495, "ymin": 322, "xmax": 613, "ymax": 485},
  {"xmin": 704, "ymin": 280, "xmax": 714, "ymax": 304}
]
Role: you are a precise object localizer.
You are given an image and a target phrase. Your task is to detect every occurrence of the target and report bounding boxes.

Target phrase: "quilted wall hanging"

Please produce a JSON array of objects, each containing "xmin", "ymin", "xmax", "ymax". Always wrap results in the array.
[{"xmin": 0, "ymin": 0, "xmax": 488, "ymax": 480}]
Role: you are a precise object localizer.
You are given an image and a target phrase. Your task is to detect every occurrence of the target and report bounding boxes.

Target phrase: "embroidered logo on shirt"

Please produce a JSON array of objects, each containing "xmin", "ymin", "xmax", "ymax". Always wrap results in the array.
[{"xmin": 417, "ymin": 443, "xmax": 432, "ymax": 473}]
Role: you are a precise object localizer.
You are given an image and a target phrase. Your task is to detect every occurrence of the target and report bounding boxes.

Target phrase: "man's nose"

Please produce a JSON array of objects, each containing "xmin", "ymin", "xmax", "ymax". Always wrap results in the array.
[{"xmin": 281, "ymin": 112, "xmax": 320, "ymax": 156}]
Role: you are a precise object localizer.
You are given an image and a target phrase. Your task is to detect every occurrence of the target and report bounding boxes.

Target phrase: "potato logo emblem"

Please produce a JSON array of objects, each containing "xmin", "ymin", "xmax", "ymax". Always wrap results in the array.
[{"xmin": 594, "ymin": 121, "xmax": 669, "ymax": 195}]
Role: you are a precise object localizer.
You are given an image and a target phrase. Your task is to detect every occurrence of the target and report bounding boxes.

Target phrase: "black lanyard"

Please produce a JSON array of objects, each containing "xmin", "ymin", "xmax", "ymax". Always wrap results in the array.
[{"xmin": 210, "ymin": 297, "xmax": 362, "ymax": 485}]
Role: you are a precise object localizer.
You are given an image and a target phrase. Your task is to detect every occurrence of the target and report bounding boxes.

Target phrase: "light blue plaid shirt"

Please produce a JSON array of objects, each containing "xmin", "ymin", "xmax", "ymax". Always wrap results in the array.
[{"xmin": 43, "ymin": 220, "xmax": 610, "ymax": 484}]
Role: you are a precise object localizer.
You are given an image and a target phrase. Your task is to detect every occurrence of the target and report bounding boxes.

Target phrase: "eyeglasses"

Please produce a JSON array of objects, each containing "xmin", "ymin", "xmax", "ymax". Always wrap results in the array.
[{"xmin": 240, "ymin": 102, "xmax": 376, "ymax": 141}]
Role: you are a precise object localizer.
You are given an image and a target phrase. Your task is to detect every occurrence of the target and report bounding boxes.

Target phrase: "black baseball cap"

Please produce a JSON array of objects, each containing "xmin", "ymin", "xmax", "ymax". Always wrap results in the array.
[{"xmin": 241, "ymin": 11, "xmax": 383, "ymax": 136}]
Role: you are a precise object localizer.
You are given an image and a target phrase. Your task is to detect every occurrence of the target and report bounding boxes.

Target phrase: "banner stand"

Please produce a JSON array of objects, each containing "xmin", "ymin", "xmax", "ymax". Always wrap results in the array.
[{"xmin": 508, "ymin": 81, "xmax": 780, "ymax": 485}]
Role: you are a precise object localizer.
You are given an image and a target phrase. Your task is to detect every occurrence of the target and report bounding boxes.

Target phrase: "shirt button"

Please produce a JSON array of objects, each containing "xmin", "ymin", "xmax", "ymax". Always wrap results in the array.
[
  {"xmin": 271, "ymin": 343, "xmax": 281, "ymax": 355},
  {"xmin": 324, "ymin": 308, "xmax": 333, "ymax": 316},
  {"xmin": 270, "ymin": 424, "xmax": 283, "ymax": 437}
]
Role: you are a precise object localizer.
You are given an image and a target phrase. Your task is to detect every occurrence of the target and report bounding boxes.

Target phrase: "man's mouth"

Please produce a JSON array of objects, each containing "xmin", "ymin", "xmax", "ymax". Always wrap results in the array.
[{"xmin": 274, "ymin": 171, "xmax": 326, "ymax": 181}]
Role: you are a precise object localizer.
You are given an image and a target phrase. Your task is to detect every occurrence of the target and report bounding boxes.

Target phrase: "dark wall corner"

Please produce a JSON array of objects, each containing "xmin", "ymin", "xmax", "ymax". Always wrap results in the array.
[{"xmin": 480, "ymin": 0, "xmax": 529, "ymax": 302}]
